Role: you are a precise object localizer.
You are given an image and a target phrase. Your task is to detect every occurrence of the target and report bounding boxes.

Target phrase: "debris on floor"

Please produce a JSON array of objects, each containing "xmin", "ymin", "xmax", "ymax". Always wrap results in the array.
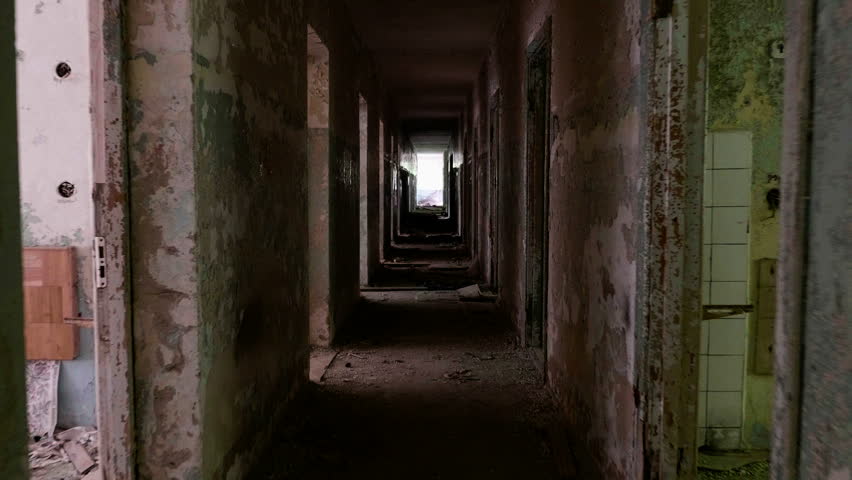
[
  {"xmin": 442, "ymin": 368, "xmax": 480, "ymax": 382},
  {"xmin": 415, "ymin": 290, "xmax": 459, "ymax": 302},
  {"xmin": 457, "ymin": 284, "xmax": 497, "ymax": 302},
  {"xmin": 699, "ymin": 461, "xmax": 769, "ymax": 480},
  {"xmin": 698, "ymin": 449, "xmax": 770, "ymax": 471},
  {"xmin": 29, "ymin": 426, "xmax": 99, "ymax": 480},
  {"xmin": 249, "ymin": 289, "xmax": 563, "ymax": 479},
  {"xmin": 465, "ymin": 352, "xmax": 496, "ymax": 361}
]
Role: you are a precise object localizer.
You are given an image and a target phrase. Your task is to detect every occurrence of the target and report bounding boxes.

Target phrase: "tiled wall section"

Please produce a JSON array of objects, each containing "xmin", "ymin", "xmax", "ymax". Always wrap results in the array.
[{"xmin": 698, "ymin": 131, "xmax": 752, "ymax": 449}]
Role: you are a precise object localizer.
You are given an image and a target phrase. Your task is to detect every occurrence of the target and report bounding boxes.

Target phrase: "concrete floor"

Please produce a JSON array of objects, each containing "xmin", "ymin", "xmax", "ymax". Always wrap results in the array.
[{"xmin": 252, "ymin": 291, "xmax": 566, "ymax": 479}]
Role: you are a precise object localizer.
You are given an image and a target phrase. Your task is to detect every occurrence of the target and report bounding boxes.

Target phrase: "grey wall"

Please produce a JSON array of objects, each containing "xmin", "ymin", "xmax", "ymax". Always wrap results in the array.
[
  {"xmin": 0, "ymin": 1, "xmax": 28, "ymax": 476},
  {"xmin": 796, "ymin": 0, "xmax": 851, "ymax": 476}
]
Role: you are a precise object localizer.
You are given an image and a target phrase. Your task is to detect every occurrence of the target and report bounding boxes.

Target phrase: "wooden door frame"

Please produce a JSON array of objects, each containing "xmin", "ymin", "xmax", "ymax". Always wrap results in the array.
[
  {"xmin": 91, "ymin": 1, "xmax": 135, "ymax": 478},
  {"xmin": 523, "ymin": 18, "xmax": 552, "ymax": 355},
  {"xmin": 635, "ymin": 0, "xmax": 708, "ymax": 477}
]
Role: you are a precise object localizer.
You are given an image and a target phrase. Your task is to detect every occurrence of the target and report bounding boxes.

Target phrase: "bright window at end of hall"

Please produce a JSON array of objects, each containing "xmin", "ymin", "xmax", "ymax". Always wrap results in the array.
[{"xmin": 415, "ymin": 153, "xmax": 445, "ymax": 207}]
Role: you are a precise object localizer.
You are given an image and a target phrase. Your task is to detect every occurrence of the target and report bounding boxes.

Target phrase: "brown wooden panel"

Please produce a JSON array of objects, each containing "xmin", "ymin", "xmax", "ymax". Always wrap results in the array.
[
  {"xmin": 22, "ymin": 247, "xmax": 78, "ymax": 360},
  {"xmin": 25, "ymin": 324, "xmax": 78, "ymax": 360}
]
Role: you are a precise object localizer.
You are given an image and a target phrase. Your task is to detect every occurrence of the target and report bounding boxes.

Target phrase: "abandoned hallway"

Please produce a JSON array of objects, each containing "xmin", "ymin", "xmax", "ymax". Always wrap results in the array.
[
  {"xmin": 1, "ymin": 0, "xmax": 850, "ymax": 479},
  {"xmin": 256, "ymin": 289, "xmax": 563, "ymax": 479}
]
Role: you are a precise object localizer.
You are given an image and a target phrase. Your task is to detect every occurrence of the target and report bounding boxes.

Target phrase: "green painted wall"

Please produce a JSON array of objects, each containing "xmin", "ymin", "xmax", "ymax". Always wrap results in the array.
[
  {"xmin": 707, "ymin": 0, "xmax": 784, "ymax": 449},
  {"xmin": 193, "ymin": 1, "xmax": 310, "ymax": 477},
  {"xmin": 0, "ymin": 1, "xmax": 28, "ymax": 477}
]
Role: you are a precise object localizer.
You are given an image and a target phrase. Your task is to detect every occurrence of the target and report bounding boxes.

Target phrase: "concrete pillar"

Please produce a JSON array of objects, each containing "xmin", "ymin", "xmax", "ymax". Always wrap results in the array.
[{"xmin": 127, "ymin": 0, "xmax": 309, "ymax": 477}]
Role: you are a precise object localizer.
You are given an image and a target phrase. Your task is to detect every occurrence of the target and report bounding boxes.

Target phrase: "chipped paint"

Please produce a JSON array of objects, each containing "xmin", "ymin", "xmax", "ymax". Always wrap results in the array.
[
  {"xmin": 479, "ymin": 1, "xmax": 653, "ymax": 477},
  {"xmin": 126, "ymin": 0, "xmax": 201, "ymax": 478},
  {"xmin": 193, "ymin": 1, "xmax": 309, "ymax": 478}
]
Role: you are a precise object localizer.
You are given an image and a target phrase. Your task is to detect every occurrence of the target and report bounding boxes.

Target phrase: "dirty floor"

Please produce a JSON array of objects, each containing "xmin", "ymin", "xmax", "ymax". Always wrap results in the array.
[{"xmin": 252, "ymin": 291, "xmax": 566, "ymax": 479}]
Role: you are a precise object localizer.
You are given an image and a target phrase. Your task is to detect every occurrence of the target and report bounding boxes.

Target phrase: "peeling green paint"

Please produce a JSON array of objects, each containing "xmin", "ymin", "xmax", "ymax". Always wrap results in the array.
[
  {"xmin": 192, "ymin": 1, "xmax": 309, "ymax": 477},
  {"xmin": 707, "ymin": 0, "xmax": 784, "ymax": 450}
]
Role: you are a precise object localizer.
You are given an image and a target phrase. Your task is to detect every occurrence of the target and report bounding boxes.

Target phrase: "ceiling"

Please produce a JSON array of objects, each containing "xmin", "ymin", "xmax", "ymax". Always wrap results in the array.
[{"xmin": 346, "ymin": 0, "xmax": 507, "ymax": 120}]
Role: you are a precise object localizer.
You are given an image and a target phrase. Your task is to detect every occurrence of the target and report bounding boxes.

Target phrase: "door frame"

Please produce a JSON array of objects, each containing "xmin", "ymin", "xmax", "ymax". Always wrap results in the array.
[
  {"xmin": 91, "ymin": 1, "xmax": 135, "ymax": 478},
  {"xmin": 523, "ymin": 18, "xmax": 552, "ymax": 357},
  {"xmin": 488, "ymin": 90, "xmax": 502, "ymax": 293},
  {"xmin": 635, "ymin": 0, "xmax": 708, "ymax": 477}
]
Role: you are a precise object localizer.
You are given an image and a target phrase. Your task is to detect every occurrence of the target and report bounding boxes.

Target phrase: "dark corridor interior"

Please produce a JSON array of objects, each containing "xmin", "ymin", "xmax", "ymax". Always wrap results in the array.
[
  {"xmin": 10, "ymin": 0, "xmax": 848, "ymax": 478},
  {"xmin": 255, "ymin": 292, "xmax": 565, "ymax": 479},
  {"xmin": 299, "ymin": 1, "xmax": 571, "ymax": 477}
]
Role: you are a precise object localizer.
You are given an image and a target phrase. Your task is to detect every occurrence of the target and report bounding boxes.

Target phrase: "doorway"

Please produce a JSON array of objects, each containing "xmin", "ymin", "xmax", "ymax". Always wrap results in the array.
[
  {"xmin": 488, "ymin": 91, "xmax": 501, "ymax": 293},
  {"xmin": 523, "ymin": 20, "xmax": 551, "ymax": 353}
]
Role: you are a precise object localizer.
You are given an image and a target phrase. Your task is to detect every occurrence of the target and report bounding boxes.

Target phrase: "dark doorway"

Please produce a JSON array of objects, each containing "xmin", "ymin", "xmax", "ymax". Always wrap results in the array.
[
  {"xmin": 488, "ymin": 91, "xmax": 501, "ymax": 292},
  {"xmin": 524, "ymin": 20, "xmax": 551, "ymax": 353}
]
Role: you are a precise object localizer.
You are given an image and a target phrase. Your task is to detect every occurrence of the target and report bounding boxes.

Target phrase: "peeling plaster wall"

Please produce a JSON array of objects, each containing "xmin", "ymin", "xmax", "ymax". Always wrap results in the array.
[
  {"xmin": 706, "ymin": 0, "xmax": 784, "ymax": 449},
  {"xmin": 15, "ymin": 0, "xmax": 97, "ymax": 428},
  {"xmin": 0, "ymin": 1, "xmax": 28, "ymax": 476},
  {"xmin": 485, "ymin": 1, "xmax": 643, "ymax": 477},
  {"xmin": 193, "ymin": 1, "xmax": 309, "ymax": 477},
  {"xmin": 127, "ymin": 1, "xmax": 311, "ymax": 477},
  {"xmin": 126, "ymin": 0, "xmax": 201, "ymax": 477}
]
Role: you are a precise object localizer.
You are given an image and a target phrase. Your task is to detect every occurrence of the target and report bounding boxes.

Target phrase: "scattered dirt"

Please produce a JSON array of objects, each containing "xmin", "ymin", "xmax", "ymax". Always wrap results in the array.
[
  {"xmin": 699, "ymin": 461, "xmax": 770, "ymax": 479},
  {"xmin": 252, "ymin": 291, "xmax": 567, "ymax": 479}
]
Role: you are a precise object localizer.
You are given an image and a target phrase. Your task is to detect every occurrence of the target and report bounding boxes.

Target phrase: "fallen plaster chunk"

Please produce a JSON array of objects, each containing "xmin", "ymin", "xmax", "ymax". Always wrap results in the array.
[
  {"xmin": 63, "ymin": 441, "xmax": 95, "ymax": 474},
  {"xmin": 457, "ymin": 284, "xmax": 481, "ymax": 299}
]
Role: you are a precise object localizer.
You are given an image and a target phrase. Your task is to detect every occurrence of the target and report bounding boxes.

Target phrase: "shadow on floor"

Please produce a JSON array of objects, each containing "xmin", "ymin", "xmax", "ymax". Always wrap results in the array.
[{"xmin": 251, "ymin": 292, "xmax": 568, "ymax": 479}]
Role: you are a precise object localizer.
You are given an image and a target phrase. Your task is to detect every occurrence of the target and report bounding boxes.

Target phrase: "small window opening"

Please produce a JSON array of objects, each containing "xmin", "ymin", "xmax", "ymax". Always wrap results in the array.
[{"xmin": 415, "ymin": 153, "xmax": 445, "ymax": 207}]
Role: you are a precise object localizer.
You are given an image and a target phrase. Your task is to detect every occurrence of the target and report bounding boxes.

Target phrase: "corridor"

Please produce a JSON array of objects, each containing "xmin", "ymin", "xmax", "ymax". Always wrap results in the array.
[
  {"xmin": 1, "ymin": 0, "xmax": 849, "ymax": 479},
  {"xmin": 254, "ymin": 290, "xmax": 564, "ymax": 479}
]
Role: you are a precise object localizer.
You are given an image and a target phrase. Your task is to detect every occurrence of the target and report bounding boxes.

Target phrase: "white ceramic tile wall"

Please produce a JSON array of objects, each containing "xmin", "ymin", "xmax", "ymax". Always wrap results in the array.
[
  {"xmin": 710, "ymin": 169, "xmax": 751, "ymax": 206},
  {"xmin": 708, "ymin": 317, "xmax": 746, "ymax": 355},
  {"xmin": 707, "ymin": 391, "xmax": 743, "ymax": 427},
  {"xmin": 712, "ymin": 131, "xmax": 753, "ymax": 169},
  {"xmin": 711, "ymin": 207, "xmax": 749, "ymax": 244},
  {"xmin": 698, "ymin": 131, "xmax": 752, "ymax": 448},
  {"xmin": 708, "ymin": 356, "xmax": 744, "ymax": 391},
  {"xmin": 711, "ymin": 244, "xmax": 749, "ymax": 281},
  {"xmin": 710, "ymin": 281, "xmax": 748, "ymax": 304}
]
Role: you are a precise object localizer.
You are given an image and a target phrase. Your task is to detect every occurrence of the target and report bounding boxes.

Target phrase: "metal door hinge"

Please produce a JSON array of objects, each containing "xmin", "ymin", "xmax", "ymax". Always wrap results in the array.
[{"xmin": 93, "ymin": 237, "xmax": 107, "ymax": 288}]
